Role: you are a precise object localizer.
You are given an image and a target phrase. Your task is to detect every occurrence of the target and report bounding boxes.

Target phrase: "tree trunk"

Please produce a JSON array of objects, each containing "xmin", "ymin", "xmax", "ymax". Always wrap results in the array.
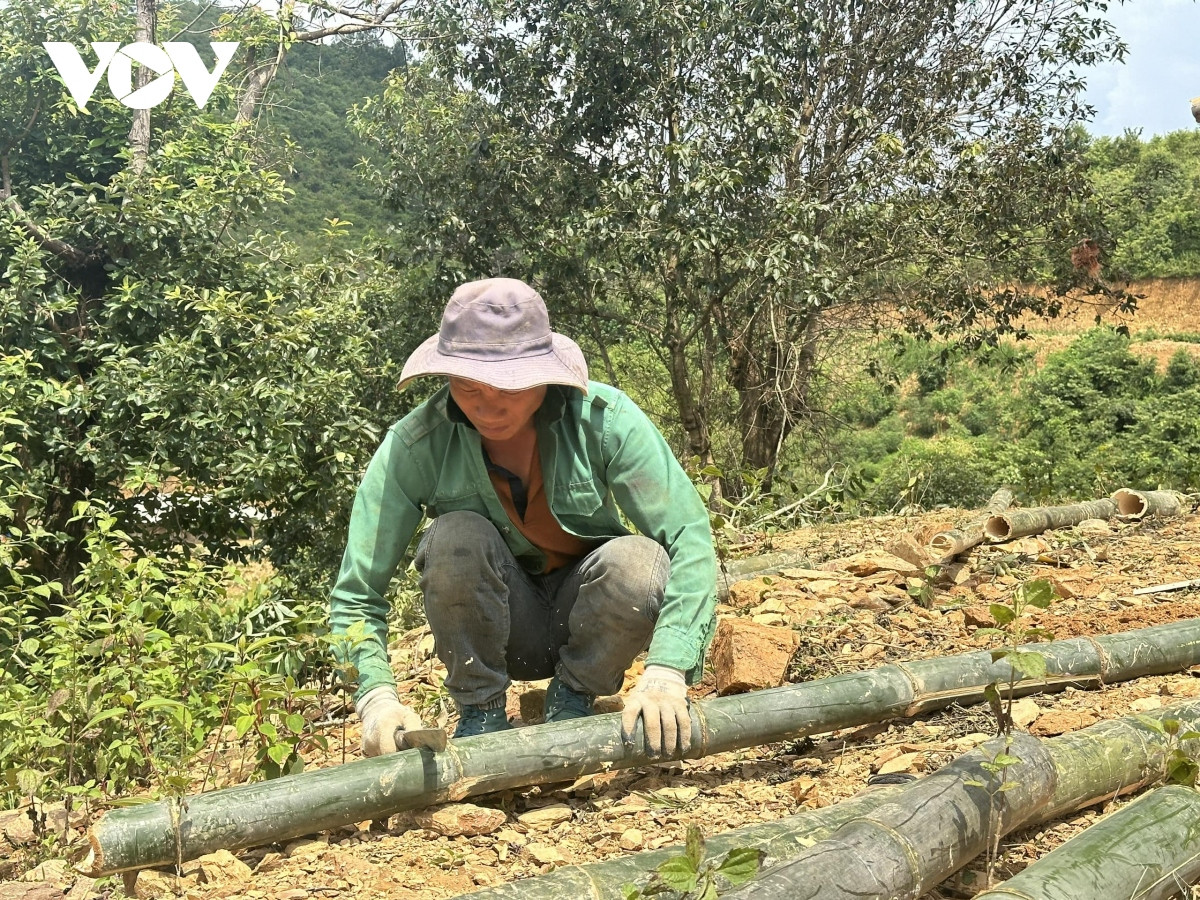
[
  {"xmin": 80, "ymin": 617, "xmax": 1200, "ymax": 875},
  {"xmin": 127, "ymin": 0, "xmax": 157, "ymax": 174},
  {"xmin": 974, "ymin": 785, "xmax": 1200, "ymax": 900},
  {"xmin": 984, "ymin": 498, "xmax": 1118, "ymax": 543},
  {"xmin": 927, "ymin": 487, "xmax": 1014, "ymax": 563},
  {"xmin": 457, "ymin": 702, "xmax": 1200, "ymax": 900}
]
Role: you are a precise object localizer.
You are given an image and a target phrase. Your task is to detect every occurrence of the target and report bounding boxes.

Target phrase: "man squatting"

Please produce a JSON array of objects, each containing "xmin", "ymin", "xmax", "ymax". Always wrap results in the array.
[{"xmin": 329, "ymin": 277, "xmax": 718, "ymax": 757}]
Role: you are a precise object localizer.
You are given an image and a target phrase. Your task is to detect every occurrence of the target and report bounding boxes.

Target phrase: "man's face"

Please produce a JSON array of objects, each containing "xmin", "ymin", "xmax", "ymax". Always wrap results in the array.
[{"xmin": 448, "ymin": 377, "xmax": 547, "ymax": 442}]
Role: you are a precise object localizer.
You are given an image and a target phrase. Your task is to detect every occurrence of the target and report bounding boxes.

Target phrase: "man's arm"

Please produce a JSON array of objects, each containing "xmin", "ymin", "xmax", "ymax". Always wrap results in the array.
[
  {"xmin": 329, "ymin": 427, "xmax": 425, "ymax": 703},
  {"xmin": 601, "ymin": 391, "xmax": 718, "ymax": 678},
  {"xmin": 601, "ymin": 391, "xmax": 718, "ymax": 755}
]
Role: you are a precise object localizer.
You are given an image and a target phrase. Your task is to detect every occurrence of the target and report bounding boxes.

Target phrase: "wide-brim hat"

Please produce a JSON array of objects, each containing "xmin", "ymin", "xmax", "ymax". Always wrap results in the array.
[{"xmin": 399, "ymin": 278, "xmax": 589, "ymax": 393}]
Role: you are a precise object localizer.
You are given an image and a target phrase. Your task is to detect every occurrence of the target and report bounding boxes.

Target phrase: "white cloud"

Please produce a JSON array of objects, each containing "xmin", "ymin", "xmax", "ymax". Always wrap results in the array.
[{"xmin": 1084, "ymin": 0, "xmax": 1200, "ymax": 137}]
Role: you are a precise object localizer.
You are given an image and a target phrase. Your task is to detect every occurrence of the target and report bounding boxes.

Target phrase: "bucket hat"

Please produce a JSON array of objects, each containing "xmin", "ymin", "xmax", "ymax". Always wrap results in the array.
[{"xmin": 399, "ymin": 278, "xmax": 589, "ymax": 393}]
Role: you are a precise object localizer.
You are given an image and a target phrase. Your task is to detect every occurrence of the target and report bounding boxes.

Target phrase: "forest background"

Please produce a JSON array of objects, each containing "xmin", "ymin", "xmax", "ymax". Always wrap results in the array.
[{"xmin": 3, "ymin": 0, "xmax": 1200, "ymax": 867}]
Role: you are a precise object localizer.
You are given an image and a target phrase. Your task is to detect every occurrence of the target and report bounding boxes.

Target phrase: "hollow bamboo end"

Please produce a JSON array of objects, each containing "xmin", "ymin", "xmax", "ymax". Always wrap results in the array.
[
  {"xmin": 1113, "ymin": 488, "xmax": 1147, "ymax": 519},
  {"xmin": 984, "ymin": 515, "xmax": 1011, "ymax": 542}
]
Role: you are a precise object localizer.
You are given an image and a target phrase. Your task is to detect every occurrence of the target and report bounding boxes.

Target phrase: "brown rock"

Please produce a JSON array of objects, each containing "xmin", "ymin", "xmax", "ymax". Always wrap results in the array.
[
  {"xmin": 526, "ymin": 843, "xmax": 565, "ymax": 865},
  {"xmin": 1030, "ymin": 709, "xmax": 1099, "ymax": 736},
  {"xmin": 727, "ymin": 577, "xmax": 773, "ymax": 608},
  {"xmin": 1010, "ymin": 698, "xmax": 1041, "ymax": 729},
  {"xmin": 711, "ymin": 617, "xmax": 798, "ymax": 695},
  {"xmin": 961, "ymin": 606, "xmax": 995, "ymax": 629},
  {"xmin": 618, "ymin": 828, "xmax": 644, "ymax": 851},
  {"xmin": 196, "ymin": 849, "xmax": 253, "ymax": 884},
  {"xmin": 0, "ymin": 886, "xmax": 64, "ymax": 900},
  {"xmin": 884, "ymin": 535, "xmax": 933, "ymax": 570},
  {"xmin": 877, "ymin": 751, "xmax": 926, "ymax": 775},
  {"xmin": 414, "ymin": 803, "xmax": 507, "ymax": 837},
  {"xmin": 0, "ymin": 808, "xmax": 36, "ymax": 849},
  {"xmin": 19, "ymin": 861, "xmax": 68, "ymax": 884},
  {"xmin": 823, "ymin": 551, "xmax": 920, "ymax": 577},
  {"xmin": 516, "ymin": 803, "xmax": 573, "ymax": 829}
]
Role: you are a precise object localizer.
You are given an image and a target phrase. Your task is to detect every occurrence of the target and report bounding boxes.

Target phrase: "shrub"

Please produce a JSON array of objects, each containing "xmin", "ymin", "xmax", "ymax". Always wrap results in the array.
[{"xmin": 866, "ymin": 436, "xmax": 1017, "ymax": 511}]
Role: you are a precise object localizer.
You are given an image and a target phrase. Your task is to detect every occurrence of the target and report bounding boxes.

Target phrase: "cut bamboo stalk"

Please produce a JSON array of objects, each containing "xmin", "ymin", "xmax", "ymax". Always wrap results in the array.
[
  {"xmin": 1112, "ymin": 488, "xmax": 1186, "ymax": 521},
  {"xmin": 717, "ymin": 702, "xmax": 1200, "ymax": 900},
  {"xmin": 928, "ymin": 487, "xmax": 1015, "ymax": 562},
  {"xmin": 974, "ymin": 784, "xmax": 1200, "ymax": 900},
  {"xmin": 717, "ymin": 549, "xmax": 815, "ymax": 600},
  {"xmin": 984, "ymin": 498, "xmax": 1117, "ymax": 543},
  {"xmin": 457, "ymin": 702, "xmax": 1200, "ymax": 900},
  {"xmin": 79, "ymin": 617, "xmax": 1200, "ymax": 876}
]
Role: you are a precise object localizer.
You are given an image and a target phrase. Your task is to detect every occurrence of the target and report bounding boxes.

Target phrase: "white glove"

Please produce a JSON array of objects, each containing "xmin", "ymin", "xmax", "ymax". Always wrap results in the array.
[
  {"xmin": 355, "ymin": 685, "xmax": 424, "ymax": 757},
  {"xmin": 620, "ymin": 665, "xmax": 691, "ymax": 757}
]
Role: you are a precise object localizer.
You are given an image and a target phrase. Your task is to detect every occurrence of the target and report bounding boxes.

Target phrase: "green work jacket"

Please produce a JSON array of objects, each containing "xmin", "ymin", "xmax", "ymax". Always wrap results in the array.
[{"xmin": 330, "ymin": 381, "xmax": 717, "ymax": 701}]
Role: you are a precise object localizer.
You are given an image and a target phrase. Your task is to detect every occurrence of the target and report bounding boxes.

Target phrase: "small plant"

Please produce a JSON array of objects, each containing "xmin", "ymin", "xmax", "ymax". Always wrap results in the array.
[
  {"xmin": 621, "ymin": 825, "xmax": 764, "ymax": 900},
  {"xmin": 1138, "ymin": 716, "xmax": 1200, "ymax": 788},
  {"xmin": 974, "ymin": 578, "xmax": 1056, "ymax": 736},
  {"xmin": 906, "ymin": 565, "xmax": 942, "ymax": 609},
  {"xmin": 966, "ymin": 576, "xmax": 1055, "ymax": 887}
]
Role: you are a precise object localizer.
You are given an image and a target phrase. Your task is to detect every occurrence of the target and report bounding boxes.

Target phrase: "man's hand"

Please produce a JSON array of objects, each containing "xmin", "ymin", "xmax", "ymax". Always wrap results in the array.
[
  {"xmin": 620, "ymin": 665, "xmax": 691, "ymax": 757},
  {"xmin": 356, "ymin": 685, "xmax": 424, "ymax": 757}
]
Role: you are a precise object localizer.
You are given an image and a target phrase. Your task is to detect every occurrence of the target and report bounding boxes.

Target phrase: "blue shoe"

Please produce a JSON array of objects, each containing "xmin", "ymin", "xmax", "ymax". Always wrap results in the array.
[
  {"xmin": 453, "ymin": 704, "xmax": 513, "ymax": 738},
  {"xmin": 544, "ymin": 677, "xmax": 595, "ymax": 723}
]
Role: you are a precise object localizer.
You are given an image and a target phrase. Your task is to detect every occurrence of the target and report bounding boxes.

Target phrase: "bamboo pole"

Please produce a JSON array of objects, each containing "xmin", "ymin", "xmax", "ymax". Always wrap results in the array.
[
  {"xmin": 457, "ymin": 703, "xmax": 1200, "ymax": 900},
  {"xmin": 974, "ymin": 785, "xmax": 1200, "ymax": 900},
  {"xmin": 717, "ymin": 703, "xmax": 1200, "ymax": 900},
  {"xmin": 927, "ymin": 487, "xmax": 1014, "ymax": 563},
  {"xmin": 1112, "ymin": 488, "xmax": 1186, "ymax": 521},
  {"xmin": 79, "ymin": 618, "xmax": 1200, "ymax": 876},
  {"xmin": 717, "ymin": 549, "xmax": 815, "ymax": 601},
  {"xmin": 984, "ymin": 499, "xmax": 1117, "ymax": 543}
]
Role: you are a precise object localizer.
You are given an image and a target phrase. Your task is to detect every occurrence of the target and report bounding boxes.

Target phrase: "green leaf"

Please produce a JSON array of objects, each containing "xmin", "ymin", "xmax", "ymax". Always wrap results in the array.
[
  {"xmin": 717, "ymin": 847, "xmax": 765, "ymax": 885},
  {"xmin": 266, "ymin": 743, "xmax": 293, "ymax": 766},
  {"xmin": 84, "ymin": 707, "xmax": 126, "ymax": 731},
  {"xmin": 1008, "ymin": 650, "xmax": 1047, "ymax": 680},
  {"xmin": 1167, "ymin": 755, "xmax": 1199, "ymax": 787},
  {"xmin": 654, "ymin": 857, "xmax": 699, "ymax": 893},
  {"xmin": 989, "ymin": 603, "xmax": 1017, "ymax": 626},
  {"xmin": 1021, "ymin": 579, "xmax": 1054, "ymax": 608}
]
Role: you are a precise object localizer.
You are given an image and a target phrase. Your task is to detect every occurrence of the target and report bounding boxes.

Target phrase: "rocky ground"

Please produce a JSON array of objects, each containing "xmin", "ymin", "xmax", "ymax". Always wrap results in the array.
[{"xmin": 5, "ymin": 502, "xmax": 1200, "ymax": 900}]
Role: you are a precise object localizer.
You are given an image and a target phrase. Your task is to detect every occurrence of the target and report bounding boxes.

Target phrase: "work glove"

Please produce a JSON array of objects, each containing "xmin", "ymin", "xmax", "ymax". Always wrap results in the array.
[
  {"xmin": 620, "ymin": 664, "xmax": 691, "ymax": 757},
  {"xmin": 355, "ymin": 685, "xmax": 424, "ymax": 757}
]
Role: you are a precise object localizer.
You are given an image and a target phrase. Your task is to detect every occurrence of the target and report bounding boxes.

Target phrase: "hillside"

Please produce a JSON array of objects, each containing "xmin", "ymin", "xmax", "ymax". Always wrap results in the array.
[{"xmin": 5, "ymin": 502, "xmax": 1200, "ymax": 899}]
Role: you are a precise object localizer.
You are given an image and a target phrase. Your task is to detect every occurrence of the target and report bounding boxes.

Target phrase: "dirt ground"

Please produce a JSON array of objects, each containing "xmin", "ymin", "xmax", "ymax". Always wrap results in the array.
[{"xmin": 6, "ymin": 504, "xmax": 1200, "ymax": 900}]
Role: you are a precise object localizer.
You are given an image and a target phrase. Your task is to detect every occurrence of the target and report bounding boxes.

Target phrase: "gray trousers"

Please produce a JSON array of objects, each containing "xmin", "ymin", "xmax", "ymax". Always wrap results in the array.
[{"xmin": 415, "ymin": 510, "xmax": 669, "ymax": 707}]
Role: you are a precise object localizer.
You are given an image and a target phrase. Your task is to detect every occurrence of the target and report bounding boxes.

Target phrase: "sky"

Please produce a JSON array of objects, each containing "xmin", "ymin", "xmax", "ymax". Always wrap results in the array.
[{"xmin": 1082, "ymin": 0, "xmax": 1200, "ymax": 138}]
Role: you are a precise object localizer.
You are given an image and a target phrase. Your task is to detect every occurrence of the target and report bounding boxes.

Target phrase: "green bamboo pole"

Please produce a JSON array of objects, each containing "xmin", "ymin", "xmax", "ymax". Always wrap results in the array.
[
  {"xmin": 974, "ymin": 785, "xmax": 1200, "ymax": 900},
  {"xmin": 456, "ymin": 703, "xmax": 1200, "ymax": 900},
  {"xmin": 715, "ymin": 703, "xmax": 1200, "ymax": 900},
  {"xmin": 80, "ymin": 618, "xmax": 1200, "ymax": 876},
  {"xmin": 1112, "ymin": 488, "xmax": 1186, "ymax": 521},
  {"xmin": 928, "ymin": 487, "xmax": 1014, "ymax": 563},
  {"xmin": 984, "ymin": 499, "xmax": 1117, "ymax": 543}
]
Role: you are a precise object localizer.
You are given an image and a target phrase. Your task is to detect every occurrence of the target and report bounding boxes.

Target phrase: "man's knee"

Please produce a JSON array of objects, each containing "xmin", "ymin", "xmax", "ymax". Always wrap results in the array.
[{"xmin": 581, "ymin": 535, "xmax": 670, "ymax": 620}]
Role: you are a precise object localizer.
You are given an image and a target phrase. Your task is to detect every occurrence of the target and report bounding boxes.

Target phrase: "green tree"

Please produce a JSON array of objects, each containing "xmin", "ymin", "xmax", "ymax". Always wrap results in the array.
[
  {"xmin": 0, "ymin": 0, "xmax": 418, "ymax": 593},
  {"xmin": 1086, "ymin": 130, "xmax": 1200, "ymax": 278},
  {"xmin": 356, "ymin": 0, "xmax": 1126, "ymax": 497}
]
